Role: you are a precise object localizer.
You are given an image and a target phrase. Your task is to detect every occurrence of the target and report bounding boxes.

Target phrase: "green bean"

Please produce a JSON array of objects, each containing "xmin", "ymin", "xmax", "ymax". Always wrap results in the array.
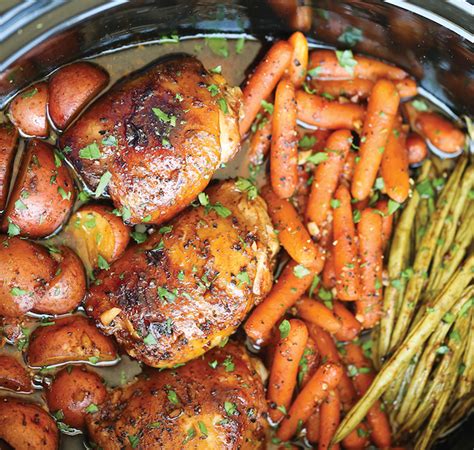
[
  {"xmin": 415, "ymin": 198, "xmax": 430, "ymax": 250},
  {"xmin": 456, "ymin": 303, "xmax": 473, "ymax": 400},
  {"xmin": 390, "ymin": 157, "xmax": 467, "ymax": 350},
  {"xmin": 382, "ymin": 357, "xmax": 412, "ymax": 408},
  {"xmin": 332, "ymin": 254, "xmax": 474, "ymax": 444},
  {"xmin": 438, "ymin": 395, "xmax": 474, "ymax": 436}
]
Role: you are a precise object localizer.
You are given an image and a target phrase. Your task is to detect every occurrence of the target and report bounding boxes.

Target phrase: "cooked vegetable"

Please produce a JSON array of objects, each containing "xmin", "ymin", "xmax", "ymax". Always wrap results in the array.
[
  {"xmin": 351, "ymin": 79, "xmax": 400, "ymax": 200},
  {"xmin": 306, "ymin": 407, "xmax": 321, "ymax": 443},
  {"xmin": 46, "ymin": 365, "xmax": 107, "ymax": 429},
  {"xmin": 267, "ymin": 319, "xmax": 308, "ymax": 422},
  {"xmin": 319, "ymin": 389, "xmax": 341, "ymax": 450},
  {"xmin": 296, "ymin": 296, "xmax": 342, "ymax": 336},
  {"xmin": 333, "ymin": 301, "xmax": 362, "ymax": 341},
  {"xmin": 0, "ymin": 397, "xmax": 59, "ymax": 449},
  {"xmin": 48, "ymin": 61, "xmax": 109, "ymax": 130},
  {"xmin": 0, "ymin": 123, "xmax": 18, "ymax": 212},
  {"xmin": 1, "ymin": 139, "xmax": 75, "ymax": 238},
  {"xmin": 322, "ymin": 246, "xmax": 336, "ymax": 289},
  {"xmin": 239, "ymin": 41, "xmax": 293, "ymax": 136},
  {"xmin": 271, "ymin": 76, "xmax": 298, "ymax": 198},
  {"xmin": 406, "ymin": 131, "xmax": 428, "ymax": 164},
  {"xmin": 27, "ymin": 315, "xmax": 118, "ymax": 367},
  {"xmin": 416, "ymin": 112, "xmax": 465, "ymax": 154},
  {"xmin": 248, "ymin": 111, "xmax": 272, "ymax": 165},
  {"xmin": 0, "ymin": 354, "xmax": 32, "ymax": 392},
  {"xmin": 288, "ymin": 31, "xmax": 308, "ymax": 87},
  {"xmin": 8, "ymin": 82, "xmax": 49, "ymax": 137},
  {"xmin": 375, "ymin": 199, "xmax": 394, "ymax": 251}
]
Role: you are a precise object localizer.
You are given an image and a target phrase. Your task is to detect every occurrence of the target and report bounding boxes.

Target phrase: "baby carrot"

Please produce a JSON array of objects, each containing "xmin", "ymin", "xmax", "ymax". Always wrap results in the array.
[
  {"xmin": 244, "ymin": 260, "xmax": 317, "ymax": 344},
  {"xmin": 356, "ymin": 208, "xmax": 384, "ymax": 328},
  {"xmin": 416, "ymin": 112, "xmax": 465, "ymax": 154},
  {"xmin": 375, "ymin": 199, "xmax": 393, "ymax": 250},
  {"xmin": 261, "ymin": 185, "xmax": 325, "ymax": 269},
  {"xmin": 395, "ymin": 78, "xmax": 417, "ymax": 98},
  {"xmin": 305, "ymin": 129, "xmax": 352, "ymax": 229},
  {"xmin": 340, "ymin": 150, "xmax": 357, "ymax": 187},
  {"xmin": 351, "ymin": 79, "xmax": 400, "ymax": 200},
  {"xmin": 268, "ymin": 319, "xmax": 309, "ymax": 423},
  {"xmin": 306, "ymin": 407, "xmax": 321, "ymax": 443},
  {"xmin": 342, "ymin": 423, "xmax": 370, "ymax": 450},
  {"xmin": 319, "ymin": 389, "xmax": 341, "ymax": 450},
  {"xmin": 333, "ymin": 301, "xmax": 362, "ymax": 341},
  {"xmin": 277, "ymin": 362, "xmax": 343, "ymax": 441},
  {"xmin": 247, "ymin": 112, "xmax": 272, "ymax": 165},
  {"xmin": 308, "ymin": 50, "xmax": 408, "ymax": 81},
  {"xmin": 295, "ymin": 296, "xmax": 342, "ymax": 336},
  {"xmin": 406, "ymin": 132, "xmax": 428, "ymax": 165},
  {"xmin": 322, "ymin": 246, "xmax": 337, "ymax": 289},
  {"xmin": 296, "ymin": 90, "xmax": 365, "ymax": 130},
  {"xmin": 333, "ymin": 185, "xmax": 361, "ymax": 301},
  {"xmin": 271, "ymin": 77, "xmax": 298, "ymax": 198},
  {"xmin": 381, "ymin": 121, "xmax": 410, "ymax": 203},
  {"xmin": 288, "ymin": 31, "xmax": 308, "ymax": 88},
  {"xmin": 240, "ymin": 41, "xmax": 293, "ymax": 137}
]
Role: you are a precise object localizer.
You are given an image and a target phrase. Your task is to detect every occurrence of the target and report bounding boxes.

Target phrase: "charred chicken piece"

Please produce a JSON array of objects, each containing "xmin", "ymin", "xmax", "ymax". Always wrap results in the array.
[
  {"xmin": 60, "ymin": 55, "xmax": 241, "ymax": 225},
  {"xmin": 86, "ymin": 342, "xmax": 268, "ymax": 449},
  {"xmin": 86, "ymin": 180, "xmax": 278, "ymax": 368}
]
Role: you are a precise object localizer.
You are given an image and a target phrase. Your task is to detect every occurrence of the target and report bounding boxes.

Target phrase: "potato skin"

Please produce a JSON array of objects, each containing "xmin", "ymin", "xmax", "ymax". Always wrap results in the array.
[
  {"xmin": 0, "ymin": 236, "xmax": 55, "ymax": 317},
  {"xmin": 0, "ymin": 397, "xmax": 59, "ymax": 449},
  {"xmin": 33, "ymin": 246, "xmax": 86, "ymax": 315},
  {"xmin": 49, "ymin": 62, "xmax": 109, "ymax": 130},
  {"xmin": 0, "ymin": 354, "xmax": 32, "ymax": 392},
  {"xmin": 46, "ymin": 365, "xmax": 107, "ymax": 429},
  {"xmin": 8, "ymin": 82, "xmax": 49, "ymax": 137},
  {"xmin": 86, "ymin": 342, "xmax": 268, "ymax": 449},
  {"xmin": 1, "ymin": 139, "xmax": 75, "ymax": 238},
  {"xmin": 27, "ymin": 315, "xmax": 118, "ymax": 368},
  {"xmin": 0, "ymin": 123, "xmax": 18, "ymax": 212}
]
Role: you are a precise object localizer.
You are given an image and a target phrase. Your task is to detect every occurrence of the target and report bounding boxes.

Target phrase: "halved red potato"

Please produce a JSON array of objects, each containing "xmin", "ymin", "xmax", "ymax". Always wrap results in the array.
[
  {"xmin": 27, "ymin": 315, "xmax": 118, "ymax": 368},
  {"xmin": 0, "ymin": 397, "xmax": 59, "ymax": 449},
  {"xmin": 62, "ymin": 204, "xmax": 130, "ymax": 269},
  {"xmin": 0, "ymin": 354, "xmax": 32, "ymax": 392},
  {"xmin": 0, "ymin": 236, "xmax": 55, "ymax": 318},
  {"xmin": 45, "ymin": 365, "xmax": 107, "ymax": 429},
  {"xmin": 1, "ymin": 139, "xmax": 75, "ymax": 238},
  {"xmin": 48, "ymin": 62, "xmax": 109, "ymax": 130},
  {"xmin": 8, "ymin": 82, "xmax": 49, "ymax": 137},
  {"xmin": 0, "ymin": 123, "xmax": 19, "ymax": 212},
  {"xmin": 33, "ymin": 246, "xmax": 86, "ymax": 315}
]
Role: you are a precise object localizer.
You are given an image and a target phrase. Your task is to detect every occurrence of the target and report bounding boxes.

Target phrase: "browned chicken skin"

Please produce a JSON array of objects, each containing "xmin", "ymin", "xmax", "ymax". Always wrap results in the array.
[
  {"xmin": 86, "ymin": 180, "xmax": 278, "ymax": 368},
  {"xmin": 60, "ymin": 55, "xmax": 241, "ymax": 225},
  {"xmin": 86, "ymin": 341, "xmax": 268, "ymax": 449}
]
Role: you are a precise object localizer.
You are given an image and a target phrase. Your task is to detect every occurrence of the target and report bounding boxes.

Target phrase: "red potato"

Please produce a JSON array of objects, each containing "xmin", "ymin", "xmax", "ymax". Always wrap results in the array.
[
  {"xmin": 0, "ymin": 354, "xmax": 32, "ymax": 392},
  {"xmin": 48, "ymin": 61, "xmax": 109, "ymax": 130},
  {"xmin": 0, "ymin": 236, "xmax": 56, "ymax": 318},
  {"xmin": 406, "ymin": 132, "xmax": 428, "ymax": 164},
  {"xmin": 8, "ymin": 82, "xmax": 49, "ymax": 137},
  {"xmin": 62, "ymin": 204, "xmax": 130, "ymax": 270},
  {"xmin": 0, "ymin": 123, "xmax": 18, "ymax": 212},
  {"xmin": 46, "ymin": 365, "xmax": 107, "ymax": 429},
  {"xmin": 1, "ymin": 139, "xmax": 75, "ymax": 238},
  {"xmin": 33, "ymin": 246, "xmax": 86, "ymax": 315},
  {"xmin": 27, "ymin": 315, "xmax": 118, "ymax": 367},
  {"xmin": 0, "ymin": 397, "xmax": 59, "ymax": 449}
]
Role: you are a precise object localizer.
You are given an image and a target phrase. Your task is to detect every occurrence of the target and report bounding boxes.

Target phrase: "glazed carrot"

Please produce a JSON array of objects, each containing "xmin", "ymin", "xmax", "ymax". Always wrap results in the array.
[
  {"xmin": 288, "ymin": 31, "xmax": 308, "ymax": 88},
  {"xmin": 306, "ymin": 407, "xmax": 320, "ymax": 443},
  {"xmin": 296, "ymin": 90, "xmax": 365, "ymax": 130},
  {"xmin": 240, "ymin": 41, "xmax": 293, "ymax": 137},
  {"xmin": 244, "ymin": 260, "xmax": 317, "ymax": 343},
  {"xmin": 395, "ymin": 78, "xmax": 417, "ymax": 98},
  {"xmin": 406, "ymin": 132, "xmax": 428, "ymax": 165},
  {"xmin": 342, "ymin": 423, "xmax": 370, "ymax": 450},
  {"xmin": 340, "ymin": 151, "xmax": 357, "ymax": 187},
  {"xmin": 343, "ymin": 343, "xmax": 392, "ymax": 448},
  {"xmin": 305, "ymin": 129, "xmax": 352, "ymax": 229},
  {"xmin": 333, "ymin": 301, "xmax": 362, "ymax": 341},
  {"xmin": 293, "ymin": 165, "xmax": 311, "ymax": 217},
  {"xmin": 356, "ymin": 208, "xmax": 383, "ymax": 328},
  {"xmin": 351, "ymin": 79, "xmax": 400, "ymax": 200},
  {"xmin": 277, "ymin": 362, "xmax": 343, "ymax": 441},
  {"xmin": 308, "ymin": 50, "xmax": 408, "ymax": 81},
  {"xmin": 271, "ymin": 77, "xmax": 298, "ymax": 198},
  {"xmin": 261, "ymin": 185, "xmax": 325, "ymax": 269},
  {"xmin": 247, "ymin": 112, "xmax": 272, "ymax": 165},
  {"xmin": 352, "ymin": 198, "xmax": 369, "ymax": 212},
  {"xmin": 375, "ymin": 199, "xmax": 393, "ymax": 250},
  {"xmin": 307, "ymin": 325, "xmax": 357, "ymax": 410},
  {"xmin": 319, "ymin": 389, "xmax": 341, "ymax": 450},
  {"xmin": 381, "ymin": 121, "xmax": 410, "ymax": 203},
  {"xmin": 333, "ymin": 185, "xmax": 361, "ymax": 301},
  {"xmin": 322, "ymin": 247, "xmax": 336, "ymax": 289},
  {"xmin": 268, "ymin": 319, "xmax": 309, "ymax": 423},
  {"xmin": 295, "ymin": 297, "xmax": 342, "ymax": 336},
  {"xmin": 416, "ymin": 112, "xmax": 465, "ymax": 154},
  {"xmin": 298, "ymin": 337, "xmax": 320, "ymax": 387}
]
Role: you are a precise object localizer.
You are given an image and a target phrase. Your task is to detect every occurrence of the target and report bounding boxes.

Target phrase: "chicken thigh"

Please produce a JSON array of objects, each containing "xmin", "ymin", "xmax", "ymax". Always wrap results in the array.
[
  {"xmin": 86, "ymin": 342, "xmax": 268, "ymax": 449},
  {"xmin": 60, "ymin": 55, "xmax": 241, "ymax": 225},
  {"xmin": 86, "ymin": 180, "xmax": 279, "ymax": 368}
]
